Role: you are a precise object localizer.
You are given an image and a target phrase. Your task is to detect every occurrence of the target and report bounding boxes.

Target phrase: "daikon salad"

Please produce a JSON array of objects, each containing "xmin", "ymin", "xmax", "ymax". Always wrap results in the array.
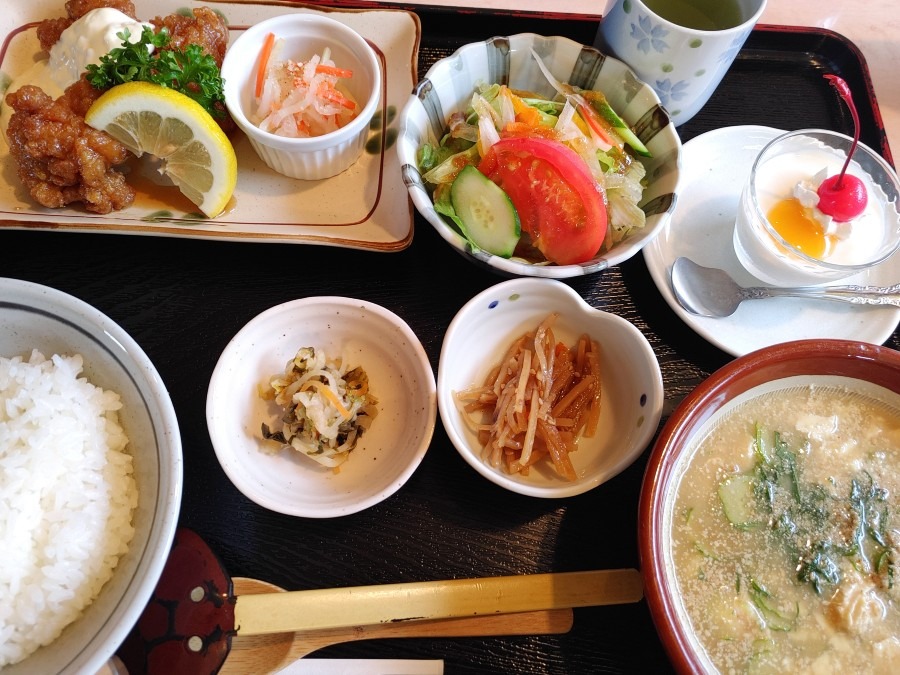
[{"xmin": 253, "ymin": 33, "xmax": 359, "ymax": 138}]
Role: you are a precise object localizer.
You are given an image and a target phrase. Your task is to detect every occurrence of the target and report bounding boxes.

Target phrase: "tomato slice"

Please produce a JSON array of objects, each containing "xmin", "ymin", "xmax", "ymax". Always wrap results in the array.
[{"xmin": 478, "ymin": 137, "xmax": 607, "ymax": 265}]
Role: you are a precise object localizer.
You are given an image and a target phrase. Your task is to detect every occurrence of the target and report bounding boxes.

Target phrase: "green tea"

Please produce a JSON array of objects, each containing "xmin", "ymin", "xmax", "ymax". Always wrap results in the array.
[{"xmin": 641, "ymin": 0, "xmax": 746, "ymax": 30}]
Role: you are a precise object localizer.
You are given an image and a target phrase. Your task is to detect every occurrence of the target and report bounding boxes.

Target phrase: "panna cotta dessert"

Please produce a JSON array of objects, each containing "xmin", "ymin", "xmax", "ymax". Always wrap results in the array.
[{"xmin": 733, "ymin": 129, "xmax": 900, "ymax": 286}]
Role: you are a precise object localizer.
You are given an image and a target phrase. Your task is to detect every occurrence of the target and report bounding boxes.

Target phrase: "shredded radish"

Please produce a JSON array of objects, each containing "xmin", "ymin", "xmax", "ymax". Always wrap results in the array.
[
  {"xmin": 472, "ymin": 93, "xmax": 501, "ymax": 155},
  {"xmin": 260, "ymin": 347, "xmax": 378, "ymax": 469},
  {"xmin": 253, "ymin": 42, "xmax": 359, "ymax": 138}
]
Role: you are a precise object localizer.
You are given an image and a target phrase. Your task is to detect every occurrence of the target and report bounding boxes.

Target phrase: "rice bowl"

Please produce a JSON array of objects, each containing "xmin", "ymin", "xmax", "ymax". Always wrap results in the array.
[{"xmin": 0, "ymin": 277, "xmax": 182, "ymax": 675}]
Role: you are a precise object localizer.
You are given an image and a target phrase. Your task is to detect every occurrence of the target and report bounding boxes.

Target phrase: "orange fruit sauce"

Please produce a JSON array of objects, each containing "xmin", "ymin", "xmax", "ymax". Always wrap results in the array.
[{"xmin": 766, "ymin": 198, "xmax": 835, "ymax": 260}]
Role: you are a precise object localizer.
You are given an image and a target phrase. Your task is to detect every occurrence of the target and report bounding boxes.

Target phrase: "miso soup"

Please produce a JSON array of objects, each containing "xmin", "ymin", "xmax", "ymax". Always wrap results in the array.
[{"xmin": 670, "ymin": 382, "xmax": 900, "ymax": 673}]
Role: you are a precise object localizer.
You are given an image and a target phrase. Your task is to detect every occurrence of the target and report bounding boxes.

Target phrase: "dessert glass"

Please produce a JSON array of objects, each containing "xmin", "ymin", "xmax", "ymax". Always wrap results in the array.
[{"xmin": 732, "ymin": 129, "xmax": 900, "ymax": 286}]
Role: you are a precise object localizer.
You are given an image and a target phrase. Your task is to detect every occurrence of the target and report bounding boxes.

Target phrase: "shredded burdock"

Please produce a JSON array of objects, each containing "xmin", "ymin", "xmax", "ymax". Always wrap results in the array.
[
  {"xmin": 453, "ymin": 313, "xmax": 602, "ymax": 481},
  {"xmin": 260, "ymin": 347, "xmax": 377, "ymax": 469}
]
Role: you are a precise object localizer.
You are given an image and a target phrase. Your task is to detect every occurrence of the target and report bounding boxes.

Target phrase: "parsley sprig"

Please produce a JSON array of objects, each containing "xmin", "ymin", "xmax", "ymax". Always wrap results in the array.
[{"xmin": 86, "ymin": 26, "xmax": 225, "ymax": 118}]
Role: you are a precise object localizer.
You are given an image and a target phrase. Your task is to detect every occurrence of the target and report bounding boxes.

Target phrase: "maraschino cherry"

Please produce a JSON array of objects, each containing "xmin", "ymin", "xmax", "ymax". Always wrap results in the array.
[{"xmin": 816, "ymin": 74, "xmax": 867, "ymax": 222}]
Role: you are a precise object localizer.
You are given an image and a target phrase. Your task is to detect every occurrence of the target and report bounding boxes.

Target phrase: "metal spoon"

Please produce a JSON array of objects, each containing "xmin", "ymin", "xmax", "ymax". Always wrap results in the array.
[{"xmin": 670, "ymin": 257, "xmax": 900, "ymax": 318}]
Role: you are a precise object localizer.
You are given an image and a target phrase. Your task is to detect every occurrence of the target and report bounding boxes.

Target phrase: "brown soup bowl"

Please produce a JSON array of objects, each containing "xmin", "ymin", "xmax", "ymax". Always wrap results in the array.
[{"xmin": 639, "ymin": 338, "xmax": 900, "ymax": 673}]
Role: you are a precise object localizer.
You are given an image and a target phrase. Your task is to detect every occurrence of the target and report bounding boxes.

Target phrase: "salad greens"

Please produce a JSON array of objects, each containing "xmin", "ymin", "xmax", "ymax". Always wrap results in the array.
[{"xmin": 416, "ymin": 51, "xmax": 651, "ymax": 259}]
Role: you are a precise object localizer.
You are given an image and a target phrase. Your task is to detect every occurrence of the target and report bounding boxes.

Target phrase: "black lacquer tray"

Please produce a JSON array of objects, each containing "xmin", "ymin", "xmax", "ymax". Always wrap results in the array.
[{"xmin": 1, "ymin": 6, "xmax": 897, "ymax": 674}]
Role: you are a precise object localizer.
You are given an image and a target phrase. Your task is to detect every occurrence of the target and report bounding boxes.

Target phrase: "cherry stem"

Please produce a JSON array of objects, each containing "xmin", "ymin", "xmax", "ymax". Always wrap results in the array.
[{"xmin": 824, "ymin": 74, "xmax": 860, "ymax": 190}]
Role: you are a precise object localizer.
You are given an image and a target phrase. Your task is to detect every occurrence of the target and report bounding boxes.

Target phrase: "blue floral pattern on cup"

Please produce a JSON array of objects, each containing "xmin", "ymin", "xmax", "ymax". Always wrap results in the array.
[
  {"xmin": 718, "ymin": 34, "xmax": 748, "ymax": 64},
  {"xmin": 654, "ymin": 78, "xmax": 689, "ymax": 107},
  {"xmin": 599, "ymin": 0, "xmax": 766, "ymax": 125},
  {"xmin": 630, "ymin": 14, "xmax": 670, "ymax": 55}
]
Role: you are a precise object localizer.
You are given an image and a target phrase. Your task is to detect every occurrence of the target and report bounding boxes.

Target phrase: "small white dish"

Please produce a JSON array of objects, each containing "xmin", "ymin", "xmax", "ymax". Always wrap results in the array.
[
  {"xmin": 207, "ymin": 297, "xmax": 436, "ymax": 518},
  {"xmin": 643, "ymin": 125, "xmax": 900, "ymax": 357},
  {"xmin": 222, "ymin": 13, "xmax": 381, "ymax": 180},
  {"xmin": 438, "ymin": 278, "xmax": 663, "ymax": 498}
]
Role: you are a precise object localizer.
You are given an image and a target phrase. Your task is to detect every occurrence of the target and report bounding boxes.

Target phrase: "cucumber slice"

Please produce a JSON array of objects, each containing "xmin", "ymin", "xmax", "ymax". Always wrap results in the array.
[
  {"xmin": 592, "ymin": 100, "xmax": 652, "ymax": 157},
  {"xmin": 718, "ymin": 474, "xmax": 761, "ymax": 530},
  {"xmin": 450, "ymin": 165, "xmax": 521, "ymax": 258}
]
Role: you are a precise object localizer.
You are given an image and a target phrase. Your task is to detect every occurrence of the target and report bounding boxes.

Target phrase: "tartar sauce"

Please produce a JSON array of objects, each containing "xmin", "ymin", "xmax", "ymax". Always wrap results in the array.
[{"xmin": 0, "ymin": 8, "xmax": 151, "ymax": 139}]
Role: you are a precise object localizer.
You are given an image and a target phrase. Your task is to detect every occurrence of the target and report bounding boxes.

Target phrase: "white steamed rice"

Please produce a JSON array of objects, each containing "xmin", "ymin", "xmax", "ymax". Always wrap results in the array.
[{"xmin": 0, "ymin": 350, "xmax": 138, "ymax": 667}]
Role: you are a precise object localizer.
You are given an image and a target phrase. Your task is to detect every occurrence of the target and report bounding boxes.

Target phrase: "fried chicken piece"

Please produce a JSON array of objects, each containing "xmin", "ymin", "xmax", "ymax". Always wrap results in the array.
[
  {"xmin": 151, "ymin": 7, "xmax": 229, "ymax": 67},
  {"xmin": 150, "ymin": 7, "xmax": 233, "ymax": 130},
  {"xmin": 5, "ymin": 79, "xmax": 135, "ymax": 214},
  {"xmin": 37, "ymin": 0, "xmax": 137, "ymax": 52}
]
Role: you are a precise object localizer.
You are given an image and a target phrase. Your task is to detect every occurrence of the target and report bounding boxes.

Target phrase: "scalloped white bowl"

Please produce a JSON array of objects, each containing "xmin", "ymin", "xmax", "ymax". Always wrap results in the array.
[
  {"xmin": 398, "ymin": 33, "xmax": 682, "ymax": 278},
  {"xmin": 438, "ymin": 278, "xmax": 664, "ymax": 497},
  {"xmin": 207, "ymin": 296, "xmax": 436, "ymax": 518}
]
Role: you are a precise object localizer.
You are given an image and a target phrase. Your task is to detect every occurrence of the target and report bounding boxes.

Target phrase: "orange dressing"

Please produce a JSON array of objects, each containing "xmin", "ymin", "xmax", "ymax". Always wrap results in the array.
[{"xmin": 767, "ymin": 198, "xmax": 834, "ymax": 260}]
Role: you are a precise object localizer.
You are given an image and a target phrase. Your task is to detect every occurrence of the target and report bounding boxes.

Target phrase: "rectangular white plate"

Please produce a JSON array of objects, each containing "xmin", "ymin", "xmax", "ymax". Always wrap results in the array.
[{"xmin": 0, "ymin": 0, "xmax": 419, "ymax": 249}]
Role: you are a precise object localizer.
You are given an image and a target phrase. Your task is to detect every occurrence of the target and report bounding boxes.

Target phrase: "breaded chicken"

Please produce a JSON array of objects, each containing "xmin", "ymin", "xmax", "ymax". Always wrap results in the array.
[
  {"xmin": 13, "ymin": 1, "xmax": 232, "ymax": 213},
  {"xmin": 151, "ymin": 7, "xmax": 229, "ymax": 68},
  {"xmin": 5, "ymin": 79, "xmax": 135, "ymax": 214}
]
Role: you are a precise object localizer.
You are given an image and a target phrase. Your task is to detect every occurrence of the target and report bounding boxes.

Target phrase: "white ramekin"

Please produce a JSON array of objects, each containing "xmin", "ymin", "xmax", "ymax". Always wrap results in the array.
[{"xmin": 222, "ymin": 13, "xmax": 381, "ymax": 180}]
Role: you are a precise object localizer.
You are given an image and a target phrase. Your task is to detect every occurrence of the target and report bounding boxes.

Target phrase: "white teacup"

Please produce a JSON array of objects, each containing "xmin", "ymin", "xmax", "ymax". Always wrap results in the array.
[{"xmin": 596, "ymin": 0, "xmax": 767, "ymax": 125}]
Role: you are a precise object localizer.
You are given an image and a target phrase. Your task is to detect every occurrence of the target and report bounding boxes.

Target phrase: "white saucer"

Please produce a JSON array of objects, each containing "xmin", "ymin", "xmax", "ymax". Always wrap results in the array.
[{"xmin": 643, "ymin": 125, "xmax": 900, "ymax": 357}]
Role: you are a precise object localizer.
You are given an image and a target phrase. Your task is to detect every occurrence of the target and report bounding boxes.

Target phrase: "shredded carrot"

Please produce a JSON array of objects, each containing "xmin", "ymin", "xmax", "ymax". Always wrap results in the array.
[
  {"xmin": 316, "ymin": 63, "xmax": 354, "ymax": 78},
  {"xmin": 583, "ymin": 342, "xmax": 603, "ymax": 437},
  {"xmin": 575, "ymin": 335, "xmax": 587, "ymax": 375},
  {"xmin": 255, "ymin": 32, "xmax": 276, "ymax": 99},
  {"xmin": 507, "ymin": 88, "xmax": 539, "ymax": 125},
  {"xmin": 501, "ymin": 121, "xmax": 557, "ymax": 140},
  {"xmin": 537, "ymin": 419, "xmax": 577, "ymax": 481},
  {"xmin": 576, "ymin": 99, "xmax": 620, "ymax": 149},
  {"xmin": 509, "ymin": 92, "xmax": 542, "ymax": 127},
  {"xmin": 317, "ymin": 82, "xmax": 357, "ymax": 110},
  {"xmin": 551, "ymin": 375, "xmax": 596, "ymax": 419}
]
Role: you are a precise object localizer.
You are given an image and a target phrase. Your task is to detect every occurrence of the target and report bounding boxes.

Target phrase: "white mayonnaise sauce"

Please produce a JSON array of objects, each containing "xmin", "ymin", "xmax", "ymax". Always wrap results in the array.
[{"xmin": 0, "ymin": 8, "xmax": 151, "ymax": 139}]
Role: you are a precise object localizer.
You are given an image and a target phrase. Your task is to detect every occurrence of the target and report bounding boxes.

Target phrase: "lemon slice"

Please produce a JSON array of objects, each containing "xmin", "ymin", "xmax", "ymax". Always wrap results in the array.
[{"xmin": 85, "ymin": 81, "xmax": 237, "ymax": 218}]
